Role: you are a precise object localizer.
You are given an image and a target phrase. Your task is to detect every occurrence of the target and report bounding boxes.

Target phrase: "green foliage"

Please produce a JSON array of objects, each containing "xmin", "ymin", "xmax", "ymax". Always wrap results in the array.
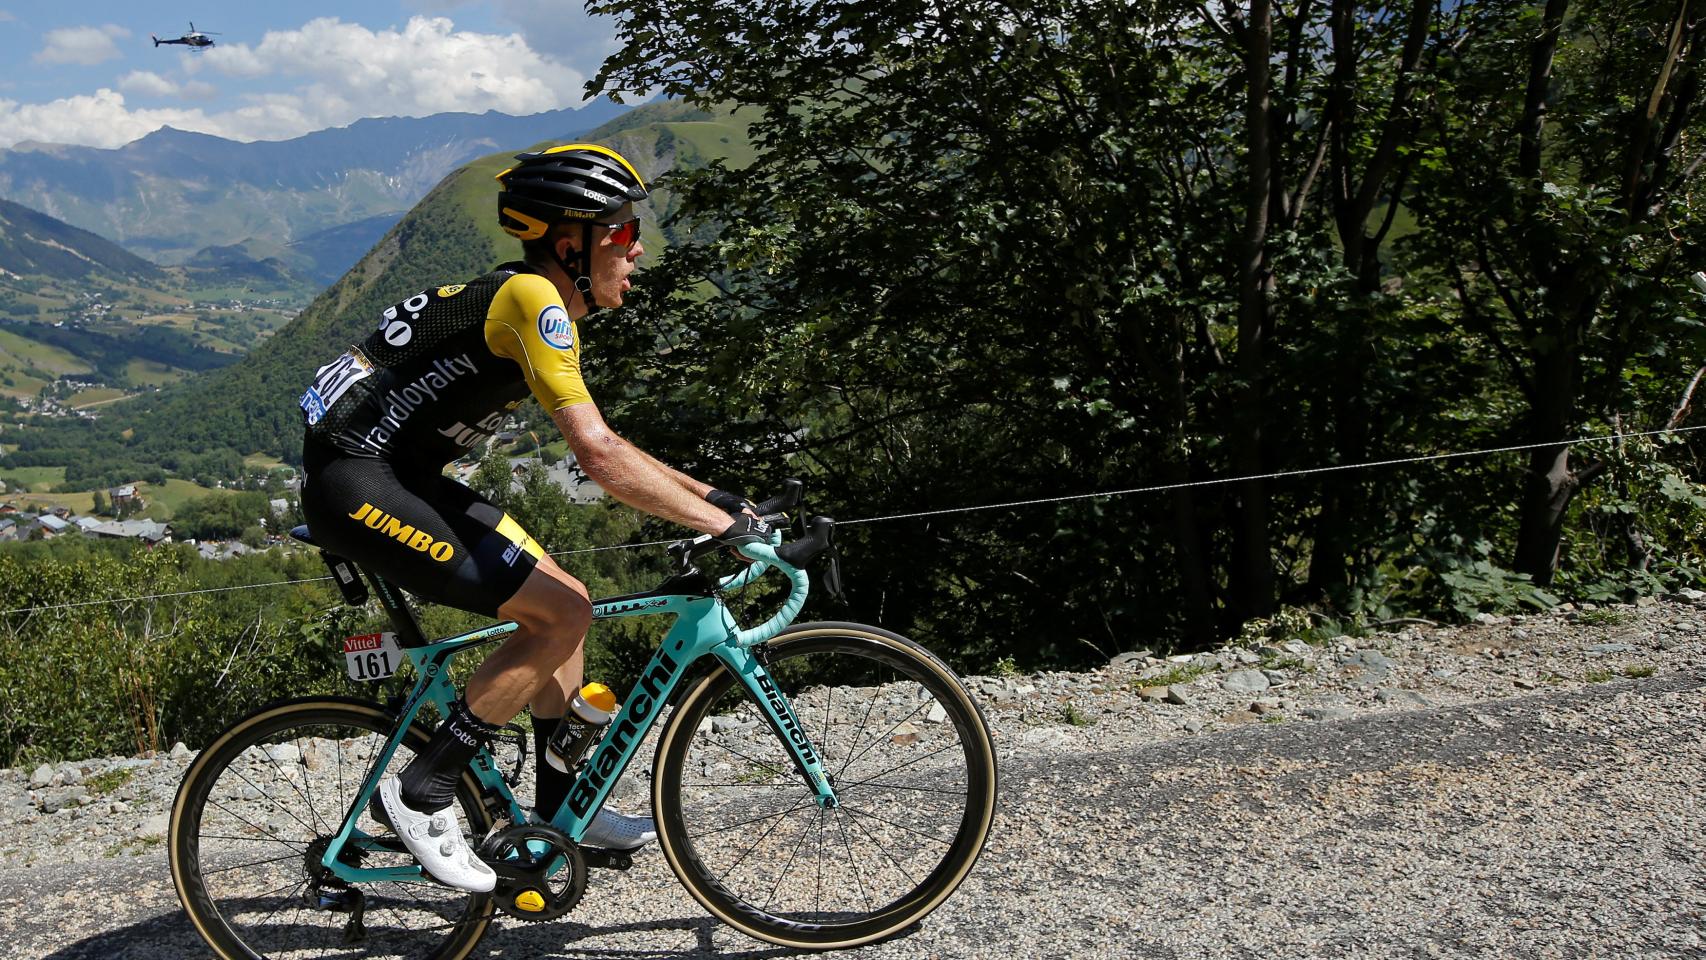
[{"xmin": 0, "ymin": 543, "xmax": 350, "ymax": 766}]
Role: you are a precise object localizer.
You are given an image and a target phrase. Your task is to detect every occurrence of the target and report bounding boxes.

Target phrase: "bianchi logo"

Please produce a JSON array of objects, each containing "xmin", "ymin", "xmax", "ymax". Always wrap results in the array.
[{"xmin": 537, "ymin": 305, "xmax": 575, "ymax": 351}]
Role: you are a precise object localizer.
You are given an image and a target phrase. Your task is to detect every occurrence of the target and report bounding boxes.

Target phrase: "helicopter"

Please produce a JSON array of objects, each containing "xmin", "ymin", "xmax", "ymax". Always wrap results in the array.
[{"xmin": 152, "ymin": 23, "xmax": 218, "ymax": 49}]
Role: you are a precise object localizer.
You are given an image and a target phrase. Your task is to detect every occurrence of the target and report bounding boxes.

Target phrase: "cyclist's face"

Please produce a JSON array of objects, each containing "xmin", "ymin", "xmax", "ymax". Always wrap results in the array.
[{"xmin": 565, "ymin": 203, "xmax": 644, "ymax": 312}]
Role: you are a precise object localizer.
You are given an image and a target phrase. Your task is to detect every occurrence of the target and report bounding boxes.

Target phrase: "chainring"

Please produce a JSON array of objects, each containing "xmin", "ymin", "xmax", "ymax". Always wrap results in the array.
[{"xmin": 478, "ymin": 823, "xmax": 587, "ymax": 922}]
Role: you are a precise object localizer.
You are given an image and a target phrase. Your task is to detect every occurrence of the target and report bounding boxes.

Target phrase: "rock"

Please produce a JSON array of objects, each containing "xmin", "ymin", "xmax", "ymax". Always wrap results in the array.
[
  {"xmin": 1678, "ymin": 588, "xmax": 1706, "ymax": 601},
  {"xmin": 1339, "ymin": 649, "xmax": 1395, "ymax": 686},
  {"xmin": 111, "ymin": 801, "xmax": 130, "ymax": 814},
  {"xmin": 1587, "ymin": 643, "xmax": 1635, "ymax": 655},
  {"xmin": 926, "ymin": 702, "xmax": 949, "ymax": 723},
  {"xmin": 710, "ymin": 716, "xmax": 758, "ymax": 735},
  {"xmin": 59, "ymin": 765, "xmax": 83, "ymax": 785},
  {"xmin": 1250, "ymin": 698, "xmax": 1283, "ymax": 715},
  {"xmin": 1165, "ymin": 687, "xmax": 1193, "ymax": 707},
  {"xmin": 138, "ymin": 813, "xmax": 169, "ymax": 839},
  {"xmin": 1190, "ymin": 653, "xmax": 1220, "ymax": 670},
  {"xmin": 1181, "ymin": 717, "xmax": 1205, "ymax": 733},
  {"xmin": 1138, "ymin": 686, "xmax": 1170, "ymax": 703},
  {"xmin": 1474, "ymin": 612, "xmax": 1508, "ymax": 625},
  {"xmin": 1108, "ymin": 651, "xmax": 1146, "ymax": 669},
  {"xmin": 29, "ymin": 764, "xmax": 53, "ymax": 790},
  {"xmin": 1376, "ymin": 688, "xmax": 1431, "ymax": 709},
  {"xmin": 1222, "ymin": 670, "xmax": 1271, "ymax": 694},
  {"xmin": 1302, "ymin": 706, "xmax": 1356, "ymax": 722},
  {"xmin": 170, "ymin": 742, "xmax": 191, "ymax": 760},
  {"xmin": 264, "ymin": 743, "xmax": 300, "ymax": 764},
  {"xmin": 1281, "ymin": 639, "xmax": 1311, "ymax": 655},
  {"xmin": 38, "ymin": 786, "xmax": 88, "ymax": 814},
  {"xmin": 1261, "ymin": 669, "xmax": 1291, "ymax": 686}
]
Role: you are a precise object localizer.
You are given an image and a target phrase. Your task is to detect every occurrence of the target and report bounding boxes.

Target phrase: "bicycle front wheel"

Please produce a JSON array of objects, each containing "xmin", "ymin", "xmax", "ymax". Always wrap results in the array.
[
  {"xmin": 654, "ymin": 622, "xmax": 999, "ymax": 950},
  {"xmin": 169, "ymin": 697, "xmax": 495, "ymax": 960}
]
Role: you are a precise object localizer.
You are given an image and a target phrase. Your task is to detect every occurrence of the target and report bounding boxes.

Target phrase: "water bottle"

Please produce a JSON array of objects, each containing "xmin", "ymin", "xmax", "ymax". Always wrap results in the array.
[{"xmin": 545, "ymin": 682, "xmax": 617, "ymax": 773}]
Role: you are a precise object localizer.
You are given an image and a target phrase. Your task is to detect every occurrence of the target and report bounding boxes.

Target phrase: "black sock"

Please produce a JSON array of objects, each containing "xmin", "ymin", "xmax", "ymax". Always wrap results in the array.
[
  {"xmin": 532, "ymin": 713, "xmax": 573, "ymax": 820},
  {"xmin": 399, "ymin": 698, "xmax": 505, "ymax": 811}
]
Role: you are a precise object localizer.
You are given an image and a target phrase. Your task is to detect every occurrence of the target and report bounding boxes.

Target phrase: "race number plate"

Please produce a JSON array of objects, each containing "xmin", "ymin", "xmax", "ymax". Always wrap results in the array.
[{"xmin": 343, "ymin": 632, "xmax": 401, "ymax": 682}]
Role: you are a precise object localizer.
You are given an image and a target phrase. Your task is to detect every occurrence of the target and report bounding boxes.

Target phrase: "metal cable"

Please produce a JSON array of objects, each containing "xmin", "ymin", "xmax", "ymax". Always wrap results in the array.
[{"xmin": 3, "ymin": 423, "xmax": 1702, "ymax": 617}]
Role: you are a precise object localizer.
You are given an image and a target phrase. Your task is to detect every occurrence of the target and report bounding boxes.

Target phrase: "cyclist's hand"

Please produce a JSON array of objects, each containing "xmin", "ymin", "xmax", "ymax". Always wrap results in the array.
[
  {"xmin": 705, "ymin": 488, "xmax": 757, "ymax": 517},
  {"xmin": 714, "ymin": 514, "xmax": 774, "ymax": 562}
]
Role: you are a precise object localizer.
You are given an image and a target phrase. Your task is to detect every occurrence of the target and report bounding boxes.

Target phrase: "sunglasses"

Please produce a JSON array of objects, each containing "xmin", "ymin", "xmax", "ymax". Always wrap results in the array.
[{"xmin": 598, "ymin": 217, "xmax": 640, "ymax": 248}]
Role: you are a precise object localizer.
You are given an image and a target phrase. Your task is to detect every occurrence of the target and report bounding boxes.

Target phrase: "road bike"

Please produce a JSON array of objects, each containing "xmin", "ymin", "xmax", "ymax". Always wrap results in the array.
[{"xmin": 168, "ymin": 482, "xmax": 999, "ymax": 957}]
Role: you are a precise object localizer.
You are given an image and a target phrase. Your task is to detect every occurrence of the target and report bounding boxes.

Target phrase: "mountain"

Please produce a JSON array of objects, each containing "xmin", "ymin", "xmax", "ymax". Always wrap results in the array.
[
  {"xmin": 0, "ymin": 197, "xmax": 162, "ymax": 281},
  {"xmin": 55, "ymin": 101, "xmax": 749, "ymax": 471},
  {"xmin": 0, "ymin": 100, "xmax": 633, "ymax": 270}
]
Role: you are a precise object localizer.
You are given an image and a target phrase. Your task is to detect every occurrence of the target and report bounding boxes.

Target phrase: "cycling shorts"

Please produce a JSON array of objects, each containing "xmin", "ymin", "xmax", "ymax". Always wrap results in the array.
[{"xmin": 299, "ymin": 449, "xmax": 547, "ymax": 617}]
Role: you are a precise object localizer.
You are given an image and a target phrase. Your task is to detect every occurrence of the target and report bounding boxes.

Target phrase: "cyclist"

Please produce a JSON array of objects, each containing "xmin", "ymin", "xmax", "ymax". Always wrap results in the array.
[{"xmin": 296, "ymin": 143, "xmax": 769, "ymax": 892}]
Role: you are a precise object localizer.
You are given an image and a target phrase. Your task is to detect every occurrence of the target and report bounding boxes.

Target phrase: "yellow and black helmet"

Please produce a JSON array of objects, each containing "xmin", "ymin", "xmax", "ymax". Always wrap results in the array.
[{"xmin": 496, "ymin": 143, "xmax": 649, "ymax": 241}]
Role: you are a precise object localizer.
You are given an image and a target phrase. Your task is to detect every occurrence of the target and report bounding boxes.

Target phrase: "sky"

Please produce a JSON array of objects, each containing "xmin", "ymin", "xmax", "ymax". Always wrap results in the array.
[{"xmin": 0, "ymin": 1, "xmax": 628, "ymax": 149}]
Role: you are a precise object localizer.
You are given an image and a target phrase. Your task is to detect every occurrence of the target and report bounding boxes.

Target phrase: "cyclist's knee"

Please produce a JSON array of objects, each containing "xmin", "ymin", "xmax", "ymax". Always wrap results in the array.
[{"xmin": 500, "ymin": 565, "xmax": 592, "ymax": 657}]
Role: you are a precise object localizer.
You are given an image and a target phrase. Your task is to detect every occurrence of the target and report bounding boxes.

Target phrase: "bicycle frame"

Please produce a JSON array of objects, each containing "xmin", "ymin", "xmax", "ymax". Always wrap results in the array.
[{"xmin": 316, "ymin": 541, "xmax": 837, "ymax": 887}]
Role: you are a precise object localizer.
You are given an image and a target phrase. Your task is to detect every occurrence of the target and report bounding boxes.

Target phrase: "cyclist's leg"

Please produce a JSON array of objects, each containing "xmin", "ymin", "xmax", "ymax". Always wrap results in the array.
[{"xmin": 300, "ymin": 458, "xmax": 583, "ymax": 887}]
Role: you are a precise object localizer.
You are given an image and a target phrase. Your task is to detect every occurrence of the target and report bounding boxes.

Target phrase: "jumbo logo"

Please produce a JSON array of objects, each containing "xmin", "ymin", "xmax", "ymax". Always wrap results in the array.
[
  {"xmin": 347, "ymin": 503, "xmax": 455, "ymax": 561},
  {"xmin": 537, "ymin": 305, "xmax": 574, "ymax": 351}
]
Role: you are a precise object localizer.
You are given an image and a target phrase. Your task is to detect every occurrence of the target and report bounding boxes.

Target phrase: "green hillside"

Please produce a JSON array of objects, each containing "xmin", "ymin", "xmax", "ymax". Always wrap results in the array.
[
  {"xmin": 6, "ymin": 101, "xmax": 750, "ymax": 475},
  {"xmin": 0, "ymin": 197, "xmax": 160, "ymax": 280}
]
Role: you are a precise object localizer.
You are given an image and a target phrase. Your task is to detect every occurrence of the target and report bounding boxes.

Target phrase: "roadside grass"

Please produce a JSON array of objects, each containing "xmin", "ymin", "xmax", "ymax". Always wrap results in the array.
[
  {"xmin": 1577, "ymin": 609, "xmax": 1632, "ymax": 627},
  {"xmin": 1622, "ymin": 665, "xmax": 1656, "ymax": 679},
  {"xmin": 1132, "ymin": 663, "xmax": 1210, "ymax": 690},
  {"xmin": 84, "ymin": 767, "xmax": 135, "ymax": 795}
]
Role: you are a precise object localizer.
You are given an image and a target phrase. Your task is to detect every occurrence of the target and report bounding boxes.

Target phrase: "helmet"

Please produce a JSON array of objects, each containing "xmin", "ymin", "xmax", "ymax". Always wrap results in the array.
[{"xmin": 496, "ymin": 143, "xmax": 649, "ymax": 240}]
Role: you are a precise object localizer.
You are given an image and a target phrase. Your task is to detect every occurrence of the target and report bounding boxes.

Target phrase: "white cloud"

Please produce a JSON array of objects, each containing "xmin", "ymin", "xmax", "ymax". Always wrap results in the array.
[
  {"xmin": 0, "ymin": 16, "xmax": 600, "ymax": 149},
  {"xmin": 407, "ymin": 0, "xmax": 619, "ymax": 72},
  {"xmin": 0, "ymin": 11, "xmax": 16, "ymax": 23},
  {"xmin": 117, "ymin": 71, "xmax": 179, "ymax": 98},
  {"xmin": 0, "ymin": 90, "xmax": 209, "ymax": 149},
  {"xmin": 36, "ymin": 24, "xmax": 131, "ymax": 66},
  {"xmin": 201, "ymin": 16, "xmax": 585, "ymax": 119}
]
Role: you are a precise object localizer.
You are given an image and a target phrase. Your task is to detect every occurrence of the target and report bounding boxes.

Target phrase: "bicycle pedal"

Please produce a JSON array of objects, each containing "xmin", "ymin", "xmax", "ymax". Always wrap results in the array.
[{"xmin": 581, "ymin": 848, "xmax": 633, "ymax": 871}]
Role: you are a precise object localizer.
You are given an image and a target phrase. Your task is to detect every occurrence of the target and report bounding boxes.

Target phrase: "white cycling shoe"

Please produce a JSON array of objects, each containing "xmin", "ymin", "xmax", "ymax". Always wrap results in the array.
[
  {"xmin": 377, "ymin": 776, "xmax": 497, "ymax": 893},
  {"xmin": 579, "ymin": 808, "xmax": 657, "ymax": 851}
]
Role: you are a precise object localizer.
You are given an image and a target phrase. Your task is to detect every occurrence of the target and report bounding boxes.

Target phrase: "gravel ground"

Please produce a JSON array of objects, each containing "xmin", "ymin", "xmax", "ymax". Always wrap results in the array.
[{"xmin": 1, "ymin": 596, "xmax": 1702, "ymax": 959}]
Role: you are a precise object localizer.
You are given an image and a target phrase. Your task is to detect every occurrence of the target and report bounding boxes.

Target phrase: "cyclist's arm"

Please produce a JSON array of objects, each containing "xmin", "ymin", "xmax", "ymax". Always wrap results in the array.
[
  {"xmin": 485, "ymin": 273, "xmax": 728, "ymax": 534},
  {"xmin": 552, "ymin": 403, "xmax": 730, "ymax": 535}
]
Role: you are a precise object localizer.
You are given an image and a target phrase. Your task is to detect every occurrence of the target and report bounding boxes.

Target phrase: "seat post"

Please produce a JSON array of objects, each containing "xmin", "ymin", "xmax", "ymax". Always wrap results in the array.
[{"xmin": 363, "ymin": 569, "xmax": 430, "ymax": 648}]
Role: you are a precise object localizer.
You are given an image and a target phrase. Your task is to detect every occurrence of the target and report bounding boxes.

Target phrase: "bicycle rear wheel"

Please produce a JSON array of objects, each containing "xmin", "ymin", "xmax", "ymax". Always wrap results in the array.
[
  {"xmin": 654, "ymin": 622, "xmax": 999, "ymax": 950},
  {"xmin": 169, "ymin": 697, "xmax": 495, "ymax": 960}
]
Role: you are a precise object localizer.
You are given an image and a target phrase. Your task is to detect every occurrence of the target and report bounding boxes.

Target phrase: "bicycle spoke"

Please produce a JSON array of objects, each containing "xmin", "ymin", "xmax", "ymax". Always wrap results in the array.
[
  {"xmin": 292, "ymin": 733, "xmax": 330, "ymax": 836},
  {"xmin": 840, "ymin": 802, "xmax": 954, "ymax": 846},
  {"xmin": 223, "ymin": 763, "xmax": 319, "ymax": 837},
  {"xmin": 842, "ymin": 807, "xmax": 920, "ymax": 889},
  {"xmin": 196, "ymin": 832, "xmax": 308, "ymax": 848},
  {"xmin": 835, "ymin": 696, "xmax": 932, "ymax": 777},
  {"xmin": 714, "ymin": 798, "xmax": 804, "ymax": 886},
  {"xmin": 206, "ymin": 797, "xmax": 311, "ymax": 851},
  {"xmin": 686, "ymin": 798, "xmax": 818, "ymax": 840},
  {"xmin": 259, "ymin": 739, "xmax": 327, "ymax": 835},
  {"xmin": 835, "ymin": 809, "xmax": 874, "ymax": 914},
  {"xmin": 761, "ymin": 800, "xmax": 816, "ymax": 913},
  {"xmin": 205, "ymin": 850, "xmax": 306, "ymax": 875}
]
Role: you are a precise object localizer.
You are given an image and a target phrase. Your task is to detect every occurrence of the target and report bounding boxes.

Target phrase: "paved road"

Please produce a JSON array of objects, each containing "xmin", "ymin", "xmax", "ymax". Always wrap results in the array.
[{"xmin": 5, "ymin": 671, "xmax": 1701, "ymax": 959}]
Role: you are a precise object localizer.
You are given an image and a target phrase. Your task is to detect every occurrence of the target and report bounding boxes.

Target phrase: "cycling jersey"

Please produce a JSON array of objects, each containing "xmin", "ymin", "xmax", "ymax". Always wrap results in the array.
[
  {"xmin": 297, "ymin": 261, "xmax": 584, "ymax": 616},
  {"xmin": 300, "ymin": 262, "xmax": 593, "ymax": 468}
]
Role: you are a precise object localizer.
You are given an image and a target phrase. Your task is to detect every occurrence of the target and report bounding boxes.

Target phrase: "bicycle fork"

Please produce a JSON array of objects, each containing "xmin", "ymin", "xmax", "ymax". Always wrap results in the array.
[{"xmin": 711, "ymin": 642, "xmax": 840, "ymax": 809}]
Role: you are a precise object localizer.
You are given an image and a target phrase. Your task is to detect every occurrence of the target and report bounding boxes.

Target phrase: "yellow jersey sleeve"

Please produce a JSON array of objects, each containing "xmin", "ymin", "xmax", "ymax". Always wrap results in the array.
[{"xmin": 483, "ymin": 273, "xmax": 594, "ymax": 410}]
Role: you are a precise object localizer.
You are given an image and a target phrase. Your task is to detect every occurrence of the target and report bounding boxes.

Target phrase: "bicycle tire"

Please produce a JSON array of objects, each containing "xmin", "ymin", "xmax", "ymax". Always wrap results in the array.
[
  {"xmin": 169, "ymin": 697, "xmax": 496, "ymax": 960},
  {"xmin": 653, "ymin": 622, "xmax": 999, "ymax": 950}
]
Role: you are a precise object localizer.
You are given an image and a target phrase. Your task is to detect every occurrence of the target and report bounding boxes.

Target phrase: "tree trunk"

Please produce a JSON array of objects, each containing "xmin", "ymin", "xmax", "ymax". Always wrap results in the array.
[
  {"xmin": 1232, "ymin": 0, "xmax": 1277, "ymax": 622},
  {"xmin": 1513, "ymin": 346, "xmax": 1581, "ymax": 583},
  {"xmin": 1165, "ymin": 315, "xmax": 1215, "ymax": 643}
]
